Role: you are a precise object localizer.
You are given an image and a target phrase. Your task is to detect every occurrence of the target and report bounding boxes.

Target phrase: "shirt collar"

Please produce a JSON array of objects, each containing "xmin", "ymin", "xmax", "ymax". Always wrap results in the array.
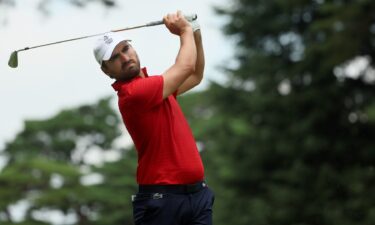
[{"xmin": 112, "ymin": 67, "xmax": 148, "ymax": 91}]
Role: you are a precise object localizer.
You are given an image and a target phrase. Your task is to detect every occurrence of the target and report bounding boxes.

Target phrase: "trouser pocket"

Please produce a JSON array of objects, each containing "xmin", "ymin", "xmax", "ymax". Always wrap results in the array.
[{"xmin": 132, "ymin": 193, "xmax": 166, "ymax": 225}]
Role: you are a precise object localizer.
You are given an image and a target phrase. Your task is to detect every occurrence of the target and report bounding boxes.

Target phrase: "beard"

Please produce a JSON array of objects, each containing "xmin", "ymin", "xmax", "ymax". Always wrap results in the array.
[
  {"xmin": 123, "ymin": 63, "xmax": 140, "ymax": 80},
  {"xmin": 119, "ymin": 55, "xmax": 141, "ymax": 81}
]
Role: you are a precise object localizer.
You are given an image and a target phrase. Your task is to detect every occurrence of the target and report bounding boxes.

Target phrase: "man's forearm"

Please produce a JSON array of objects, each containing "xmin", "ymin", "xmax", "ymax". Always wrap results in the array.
[
  {"xmin": 175, "ymin": 29, "xmax": 197, "ymax": 72},
  {"xmin": 192, "ymin": 30, "xmax": 205, "ymax": 81},
  {"xmin": 174, "ymin": 29, "xmax": 204, "ymax": 96},
  {"xmin": 162, "ymin": 27, "xmax": 197, "ymax": 98}
]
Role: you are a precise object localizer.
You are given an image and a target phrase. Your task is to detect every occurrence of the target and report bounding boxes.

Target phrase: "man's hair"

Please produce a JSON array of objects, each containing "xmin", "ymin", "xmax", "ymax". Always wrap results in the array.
[{"xmin": 101, "ymin": 62, "xmax": 108, "ymax": 69}]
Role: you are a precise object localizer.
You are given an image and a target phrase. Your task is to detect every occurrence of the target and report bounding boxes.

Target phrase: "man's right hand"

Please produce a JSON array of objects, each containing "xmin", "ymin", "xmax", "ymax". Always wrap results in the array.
[{"xmin": 163, "ymin": 11, "xmax": 192, "ymax": 36}]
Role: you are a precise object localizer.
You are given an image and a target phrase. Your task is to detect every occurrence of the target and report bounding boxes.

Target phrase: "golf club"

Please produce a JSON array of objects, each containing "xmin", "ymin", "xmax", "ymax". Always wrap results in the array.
[{"xmin": 8, "ymin": 14, "xmax": 197, "ymax": 68}]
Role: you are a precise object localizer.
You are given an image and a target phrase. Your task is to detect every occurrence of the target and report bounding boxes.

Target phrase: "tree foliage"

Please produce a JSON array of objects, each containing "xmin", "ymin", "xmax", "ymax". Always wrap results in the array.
[
  {"xmin": 200, "ymin": 0, "xmax": 375, "ymax": 224},
  {"xmin": 0, "ymin": 98, "xmax": 138, "ymax": 225}
]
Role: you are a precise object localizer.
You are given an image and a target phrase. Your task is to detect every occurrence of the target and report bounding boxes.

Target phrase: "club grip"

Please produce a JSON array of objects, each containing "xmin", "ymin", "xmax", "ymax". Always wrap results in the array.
[
  {"xmin": 146, "ymin": 20, "xmax": 165, "ymax": 27},
  {"xmin": 146, "ymin": 14, "xmax": 198, "ymax": 27}
]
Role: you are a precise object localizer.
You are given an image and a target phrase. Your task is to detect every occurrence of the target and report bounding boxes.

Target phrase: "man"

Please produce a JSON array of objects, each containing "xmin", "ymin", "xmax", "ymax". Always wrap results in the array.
[{"xmin": 93, "ymin": 11, "xmax": 214, "ymax": 225}]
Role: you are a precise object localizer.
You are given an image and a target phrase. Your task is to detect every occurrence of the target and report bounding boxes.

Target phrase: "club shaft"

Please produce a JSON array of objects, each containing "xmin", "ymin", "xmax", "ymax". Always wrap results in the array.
[
  {"xmin": 111, "ymin": 20, "xmax": 164, "ymax": 32},
  {"xmin": 17, "ymin": 32, "xmax": 108, "ymax": 52},
  {"xmin": 16, "ymin": 21, "xmax": 162, "ymax": 52},
  {"xmin": 15, "ymin": 14, "xmax": 196, "ymax": 52}
]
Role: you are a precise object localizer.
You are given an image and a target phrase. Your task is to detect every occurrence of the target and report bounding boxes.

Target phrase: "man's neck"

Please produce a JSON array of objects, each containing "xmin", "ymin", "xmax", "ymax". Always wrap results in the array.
[{"xmin": 139, "ymin": 70, "xmax": 145, "ymax": 78}]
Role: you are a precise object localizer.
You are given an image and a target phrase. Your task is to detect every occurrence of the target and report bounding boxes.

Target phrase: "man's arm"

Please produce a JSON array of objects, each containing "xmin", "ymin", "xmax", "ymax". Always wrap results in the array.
[
  {"xmin": 162, "ymin": 11, "xmax": 197, "ymax": 99},
  {"xmin": 177, "ymin": 30, "xmax": 205, "ymax": 96}
]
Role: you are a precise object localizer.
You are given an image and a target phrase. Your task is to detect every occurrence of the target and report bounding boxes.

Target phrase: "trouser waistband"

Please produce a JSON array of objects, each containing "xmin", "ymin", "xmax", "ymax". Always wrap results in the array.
[{"xmin": 138, "ymin": 181, "xmax": 207, "ymax": 194}]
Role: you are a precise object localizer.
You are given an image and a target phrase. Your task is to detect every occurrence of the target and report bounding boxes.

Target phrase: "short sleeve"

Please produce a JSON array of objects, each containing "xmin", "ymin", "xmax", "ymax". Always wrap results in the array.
[{"xmin": 121, "ymin": 76, "xmax": 164, "ymax": 112}]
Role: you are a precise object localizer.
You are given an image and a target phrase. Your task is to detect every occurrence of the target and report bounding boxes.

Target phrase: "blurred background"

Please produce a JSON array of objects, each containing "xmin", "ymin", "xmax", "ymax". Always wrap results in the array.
[{"xmin": 1, "ymin": 0, "xmax": 375, "ymax": 224}]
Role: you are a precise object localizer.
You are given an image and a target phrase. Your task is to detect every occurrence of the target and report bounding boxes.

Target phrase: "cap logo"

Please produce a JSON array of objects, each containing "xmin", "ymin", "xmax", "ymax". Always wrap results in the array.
[{"xmin": 103, "ymin": 35, "xmax": 113, "ymax": 45}]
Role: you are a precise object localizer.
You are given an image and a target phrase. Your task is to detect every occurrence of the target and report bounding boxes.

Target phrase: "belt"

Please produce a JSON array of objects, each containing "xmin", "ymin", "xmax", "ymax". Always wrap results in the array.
[{"xmin": 138, "ymin": 181, "xmax": 207, "ymax": 194}]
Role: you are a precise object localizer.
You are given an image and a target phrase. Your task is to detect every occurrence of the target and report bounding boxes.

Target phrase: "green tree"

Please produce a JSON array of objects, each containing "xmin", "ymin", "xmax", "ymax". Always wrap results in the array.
[
  {"xmin": 0, "ymin": 98, "xmax": 138, "ymax": 225},
  {"xmin": 89, "ymin": 149, "xmax": 138, "ymax": 225},
  {"xmin": 197, "ymin": 0, "xmax": 375, "ymax": 224}
]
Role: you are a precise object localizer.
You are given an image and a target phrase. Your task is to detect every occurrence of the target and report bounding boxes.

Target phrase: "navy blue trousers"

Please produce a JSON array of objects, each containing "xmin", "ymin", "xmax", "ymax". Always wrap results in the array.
[{"xmin": 132, "ymin": 186, "xmax": 214, "ymax": 225}]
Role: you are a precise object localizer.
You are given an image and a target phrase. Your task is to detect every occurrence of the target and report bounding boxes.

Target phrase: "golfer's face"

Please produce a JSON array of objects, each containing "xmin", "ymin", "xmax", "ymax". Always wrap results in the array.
[{"xmin": 103, "ymin": 41, "xmax": 140, "ymax": 80}]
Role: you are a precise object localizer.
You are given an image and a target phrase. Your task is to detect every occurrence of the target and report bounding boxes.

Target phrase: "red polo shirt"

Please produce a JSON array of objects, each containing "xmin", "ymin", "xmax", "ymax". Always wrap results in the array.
[{"xmin": 112, "ymin": 68, "xmax": 204, "ymax": 185}]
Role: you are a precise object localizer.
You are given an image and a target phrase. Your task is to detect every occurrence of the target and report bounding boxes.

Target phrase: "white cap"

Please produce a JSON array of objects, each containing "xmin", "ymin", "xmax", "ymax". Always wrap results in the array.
[{"xmin": 93, "ymin": 32, "xmax": 129, "ymax": 66}]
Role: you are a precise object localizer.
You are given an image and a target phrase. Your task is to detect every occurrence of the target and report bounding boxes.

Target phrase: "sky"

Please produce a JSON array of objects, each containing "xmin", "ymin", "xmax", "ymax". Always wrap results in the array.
[{"xmin": 0, "ymin": 0, "xmax": 234, "ymax": 151}]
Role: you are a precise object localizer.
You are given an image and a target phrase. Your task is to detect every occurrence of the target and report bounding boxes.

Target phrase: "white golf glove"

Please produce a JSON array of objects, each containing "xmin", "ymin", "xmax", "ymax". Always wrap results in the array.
[{"xmin": 184, "ymin": 13, "xmax": 200, "ymax": 32}]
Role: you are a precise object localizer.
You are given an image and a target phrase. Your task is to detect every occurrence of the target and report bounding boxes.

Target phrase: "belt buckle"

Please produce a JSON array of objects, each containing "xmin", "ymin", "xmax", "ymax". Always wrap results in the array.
[{"xmin": 152, "ymin": 193, "xmax": 163, "ymax": 199}]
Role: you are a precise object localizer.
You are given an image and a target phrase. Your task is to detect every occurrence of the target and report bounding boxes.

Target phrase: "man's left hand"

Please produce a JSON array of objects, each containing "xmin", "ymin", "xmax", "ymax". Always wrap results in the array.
[{"xmin": 185, "ymin": 13, "xmax": 200, "ymax": 32}]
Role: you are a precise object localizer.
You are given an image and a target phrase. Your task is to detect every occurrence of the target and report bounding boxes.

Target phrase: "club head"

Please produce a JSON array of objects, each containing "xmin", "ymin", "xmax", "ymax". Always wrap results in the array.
[{"xmin": 8, "ymin": 51, "xmax": 18, "ymax": 68}]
